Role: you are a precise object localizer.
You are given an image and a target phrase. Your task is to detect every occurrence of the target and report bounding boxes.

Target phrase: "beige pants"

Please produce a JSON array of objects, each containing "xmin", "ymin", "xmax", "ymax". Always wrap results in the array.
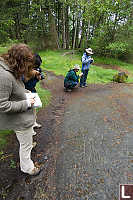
[
  {"xmin": 15, "ymin": 126, "xmax": 35, "ymax": 174},
  {"xmin": 33, "ymin": 108, "xmax": 37, "ymax": 125}
]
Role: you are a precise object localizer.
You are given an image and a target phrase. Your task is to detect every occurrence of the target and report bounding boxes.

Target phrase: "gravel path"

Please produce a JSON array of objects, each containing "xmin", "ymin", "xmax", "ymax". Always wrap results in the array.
[
  {"xmin": 1, "ymin": 72, "xmax": 133, "ymax": 200},
  {"xmin": 54, "ymin": 84, "xmax": 133, "ymax": 200}
]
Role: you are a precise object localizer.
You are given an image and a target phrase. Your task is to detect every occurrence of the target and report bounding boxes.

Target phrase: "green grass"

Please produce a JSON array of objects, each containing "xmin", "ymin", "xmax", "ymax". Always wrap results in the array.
[
  {"xmin": 95, "ymin": 56, "xmax": 133, "ymax": 73},
  {"xmin": 87, "ymin": 66, "xmax": 118, "ymax": 83},
  {"xmin": 0, "ymin": 130, "xmax": 14, "ymax": 150},
  {"xmin": 39, "ymin": 50, "xmax": 82, "ymax": 76},
  {"xmin": 39, "ymin": 50, "xmax": 133, "ymax": 83},
  {"xmin": 36, "ymin": 82, "xmax": 51, "ymax": 109},
  {"xmin": 87, "ymin": 66, "xmax": 133, "ymax": 83},
  {"xmin": 0, "ymin": 46, "xmax": 9, "ymax": 54}
]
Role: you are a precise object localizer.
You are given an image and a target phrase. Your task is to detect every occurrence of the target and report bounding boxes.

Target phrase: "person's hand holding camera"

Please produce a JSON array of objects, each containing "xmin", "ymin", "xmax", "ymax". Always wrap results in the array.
[
  {"xmin": 79, "ymin": 72, "xmax": 83, "ymax": 77},
  {"xmin": 32, "ymin": 69, "xmax": 38, "ymax": 76},
  {"xmin": 32, "ymin": 69, "xmax": 41, "ymax": 80},
  {"xmin": 90, "ymin": 58, "xmax": 94, "ymax": 64},
  {"xmin": 36, "ymin": 71, "xmax": 42, "ymax": 80}
]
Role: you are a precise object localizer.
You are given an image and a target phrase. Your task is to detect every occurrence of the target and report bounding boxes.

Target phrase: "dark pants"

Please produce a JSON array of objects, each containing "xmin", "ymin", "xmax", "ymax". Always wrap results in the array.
[
  {"xmin": 64, "ymin": 81, "xmax": 78, "ymax": 89},
  {"xmin": 80, "ymin": 69, "xmax": 89, "ymax": 86}
]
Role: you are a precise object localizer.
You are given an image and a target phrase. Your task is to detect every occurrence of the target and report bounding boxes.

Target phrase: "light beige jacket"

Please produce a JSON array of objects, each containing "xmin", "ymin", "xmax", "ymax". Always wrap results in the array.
[{"xmin": 0, "ymin": 60, "xmax": 34, "ymax": 130}]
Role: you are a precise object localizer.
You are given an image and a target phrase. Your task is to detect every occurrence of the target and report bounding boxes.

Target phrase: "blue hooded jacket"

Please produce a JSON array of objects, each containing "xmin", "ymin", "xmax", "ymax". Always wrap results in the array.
[{"xmin": 82, "ymin": 52, "xmax": 93, "ymax": 71}]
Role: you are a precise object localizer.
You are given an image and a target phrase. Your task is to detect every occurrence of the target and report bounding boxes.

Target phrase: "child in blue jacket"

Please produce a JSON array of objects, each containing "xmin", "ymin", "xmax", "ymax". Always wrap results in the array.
[{"xmin": 80, "ymin": 48, "xmax": 94, "ymax": 87}]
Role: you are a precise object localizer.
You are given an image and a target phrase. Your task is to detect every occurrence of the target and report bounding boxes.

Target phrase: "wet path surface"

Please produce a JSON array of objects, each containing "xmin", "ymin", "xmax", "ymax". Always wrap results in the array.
[
  {"xmin": 1, "ymin": 72, "xmax": 133, "ymax": 200},
  {"xmin": 55, "ymin": 84, "xmax": 133, "ymax": 200}
]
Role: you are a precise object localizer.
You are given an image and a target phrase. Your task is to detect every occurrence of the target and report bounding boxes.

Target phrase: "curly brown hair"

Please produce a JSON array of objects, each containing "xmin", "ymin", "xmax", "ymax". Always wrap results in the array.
[{"xmin": 1, "ymin": 43, "xmax": 35, "ymax": 80}]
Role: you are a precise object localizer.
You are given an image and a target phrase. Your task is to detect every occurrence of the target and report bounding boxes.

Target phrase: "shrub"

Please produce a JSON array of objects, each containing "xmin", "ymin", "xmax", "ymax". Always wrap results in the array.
[{"xmin": 106, "ymin": 42, "xmax": 129, "ymax": 59}]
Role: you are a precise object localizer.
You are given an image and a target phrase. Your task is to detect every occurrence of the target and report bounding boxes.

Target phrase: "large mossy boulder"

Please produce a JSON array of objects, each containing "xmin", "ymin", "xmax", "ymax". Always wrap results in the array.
[{"xmin": 113, "ymin": 72, "xmax": 128, "ymax": 83}]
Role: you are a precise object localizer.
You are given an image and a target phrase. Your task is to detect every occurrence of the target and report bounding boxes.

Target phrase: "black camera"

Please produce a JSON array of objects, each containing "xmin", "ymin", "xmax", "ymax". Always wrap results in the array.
[
  {"xmin": 40, "ymin": 72, "xmax": 45, "ymax": 80},
  {"xmin": 35, "ymin": 67, "xmax": 45, "ymax": 80}
]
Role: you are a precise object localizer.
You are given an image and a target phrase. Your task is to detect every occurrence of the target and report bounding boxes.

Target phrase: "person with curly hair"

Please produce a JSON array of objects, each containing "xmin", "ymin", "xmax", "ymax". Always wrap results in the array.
[{"xmin": 0, "ymin": 44, "xmax": 41, "ymax": 176}]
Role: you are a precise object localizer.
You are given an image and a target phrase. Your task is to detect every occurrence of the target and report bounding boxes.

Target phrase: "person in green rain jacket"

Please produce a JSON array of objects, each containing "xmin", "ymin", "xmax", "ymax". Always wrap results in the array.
[{"xmin": 64, "ymin": 64, "xmax": 83, "ymax": 92}]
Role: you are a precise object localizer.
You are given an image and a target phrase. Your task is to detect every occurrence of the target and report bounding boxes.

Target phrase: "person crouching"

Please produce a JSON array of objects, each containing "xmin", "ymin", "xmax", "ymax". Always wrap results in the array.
[{"xmin": 64, "ymin": 64, "xmax": 83, "ymax": 92}]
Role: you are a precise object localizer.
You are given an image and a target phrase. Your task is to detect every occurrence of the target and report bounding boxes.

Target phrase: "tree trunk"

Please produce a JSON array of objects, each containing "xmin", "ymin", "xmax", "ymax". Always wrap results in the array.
[
  {"xmin": 65, "ymin": 5, "xmax": 70, "ymax": 49},
  {"xmin": 62, "ymin": 3, "xmax": 66, "ymax": 49},
  {"xmin": 75, "ymin": 19, "xmax": 80, "ymax": 48},
  {"xmin": 56, "ymin": 1, "xmax": 61, "ymax": 47},
  {"xmin": 14, "ymin": 13, "xmax": 21, "ymax": 40},
  {"xmin": 86, "ymin": 20, "xmax": 90, "ymax": 43},
  {"xmin": 48, "ymin": 7, "xmax": 60, "ymax": 49},
  {"xmin": 72, "ymin": 15, "xmax": 78, "ymax": 49},
  {"xmin": 78, "ymin": 19, "xmax": 85, "ymax": 48}
]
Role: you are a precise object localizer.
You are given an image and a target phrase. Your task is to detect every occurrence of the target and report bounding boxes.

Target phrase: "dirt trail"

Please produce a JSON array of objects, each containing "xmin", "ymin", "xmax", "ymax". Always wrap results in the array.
[{"xmin": 1, "ymin": 71, "xmax": 133, "ymax": 200}]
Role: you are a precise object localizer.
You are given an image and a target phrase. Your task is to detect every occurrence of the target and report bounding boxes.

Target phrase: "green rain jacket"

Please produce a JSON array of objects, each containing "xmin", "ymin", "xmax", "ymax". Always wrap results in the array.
[{"xmin": 64, "ymin": 69, "xmax": 79, "ymax": 88}]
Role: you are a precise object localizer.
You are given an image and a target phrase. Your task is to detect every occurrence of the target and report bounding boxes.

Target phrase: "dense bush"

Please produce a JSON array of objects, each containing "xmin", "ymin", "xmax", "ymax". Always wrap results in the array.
[{"xmin": 105, "ymin": 42, "xmax": 129, "ymax": 59}]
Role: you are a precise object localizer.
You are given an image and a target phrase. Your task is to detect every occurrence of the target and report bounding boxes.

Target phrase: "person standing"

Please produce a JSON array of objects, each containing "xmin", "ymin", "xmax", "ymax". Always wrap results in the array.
[
  {"xmin": 80, "ymin": 48, "xmax": 94, "ymax": 88},
  {"xmin": 0, "ymin": 44, "xmax": 41, "ymax": 175},
  {"xmin": 23, "ymin": 53, "xmax": 44, "ymax": 129},
  {"xmin": 23, "ymin": 53, "xmax": 43, "ymax": 93}
]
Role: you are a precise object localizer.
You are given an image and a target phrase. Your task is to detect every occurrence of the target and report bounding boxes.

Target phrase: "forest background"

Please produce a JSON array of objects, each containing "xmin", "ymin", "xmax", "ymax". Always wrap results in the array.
[{"xmin": 0, "ymin": 0, "xmax": 133, "ymax": 62}]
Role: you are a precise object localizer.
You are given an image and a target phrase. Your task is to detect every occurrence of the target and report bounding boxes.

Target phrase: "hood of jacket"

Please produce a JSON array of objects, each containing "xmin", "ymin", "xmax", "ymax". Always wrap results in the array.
[{"xmin": 0, "ymin": 58, "xmax": 13, "ymax": 73}]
